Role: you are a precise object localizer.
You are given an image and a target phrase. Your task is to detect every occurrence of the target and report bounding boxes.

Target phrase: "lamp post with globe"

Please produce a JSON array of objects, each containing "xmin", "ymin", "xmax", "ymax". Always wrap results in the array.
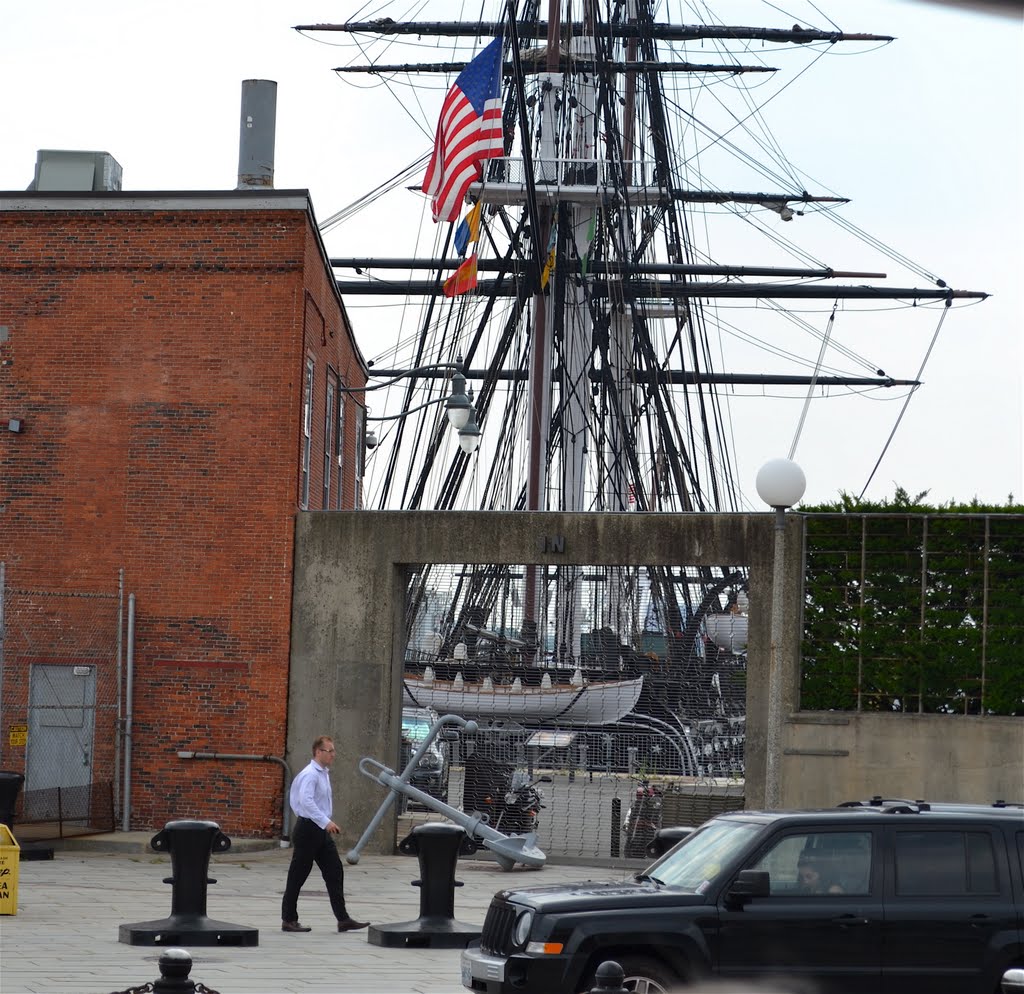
[{"xmin": 756, "ymin": 457, "xmax": 806, "ymax": 809}]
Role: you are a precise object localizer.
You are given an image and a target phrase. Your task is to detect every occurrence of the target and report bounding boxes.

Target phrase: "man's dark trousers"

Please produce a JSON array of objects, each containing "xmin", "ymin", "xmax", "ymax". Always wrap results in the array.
[{"xmin": 282, "ymin": 816, "xmax": 349, "ymax": 922}]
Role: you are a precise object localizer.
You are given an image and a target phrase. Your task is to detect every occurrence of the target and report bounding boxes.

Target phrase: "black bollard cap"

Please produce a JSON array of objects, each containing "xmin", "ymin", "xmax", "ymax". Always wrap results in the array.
[
  {"xmin": 152, "ymin": 947, "xmax": 195, "ymax": 994},
  {"xmin": 591, "ymin": 960, "xmax": 629, "ymax": 994}
]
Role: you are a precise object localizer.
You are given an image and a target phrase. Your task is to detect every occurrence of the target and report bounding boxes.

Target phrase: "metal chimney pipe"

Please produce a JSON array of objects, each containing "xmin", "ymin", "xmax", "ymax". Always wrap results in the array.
[{"xmin": 237, "ymin": 79, "xmax": 277, "ymax": 189}]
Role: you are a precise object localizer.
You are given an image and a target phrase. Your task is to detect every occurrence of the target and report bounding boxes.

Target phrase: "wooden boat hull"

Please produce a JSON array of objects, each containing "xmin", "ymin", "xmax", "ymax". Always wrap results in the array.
[{"xmin": 402, "ymin": 675, "xmax": 644, "ymax": 725}]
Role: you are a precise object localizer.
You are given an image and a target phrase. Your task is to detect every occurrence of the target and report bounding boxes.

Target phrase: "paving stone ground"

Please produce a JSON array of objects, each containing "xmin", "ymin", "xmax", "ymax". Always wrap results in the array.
[{"xmin": 0, "ymin": 835, "xmax": 620, "ymax": 994}]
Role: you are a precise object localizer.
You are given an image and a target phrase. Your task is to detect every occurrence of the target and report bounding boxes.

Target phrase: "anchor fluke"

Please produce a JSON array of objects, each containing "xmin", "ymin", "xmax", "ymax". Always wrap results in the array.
[{"xmin": 348, "ymin": 713, "xmax": 546, "ymax": 870}]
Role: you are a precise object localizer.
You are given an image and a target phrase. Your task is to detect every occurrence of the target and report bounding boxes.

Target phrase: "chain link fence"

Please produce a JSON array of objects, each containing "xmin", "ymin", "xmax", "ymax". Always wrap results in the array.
[
  {"xmin": 0, "ymin": 564, "xmax": 122, "ymax": 839},
  {"xmin": 802, "ymin": 514, "xmax": 1024, "ymax": 715},
  {"xmin": 401, "ymin": 561, "xmax": 747, "ymax": 859}
]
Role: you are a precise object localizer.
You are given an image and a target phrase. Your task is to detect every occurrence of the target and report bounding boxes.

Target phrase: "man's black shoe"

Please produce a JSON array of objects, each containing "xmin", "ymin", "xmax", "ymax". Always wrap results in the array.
[
  {"xmin": 282, "ymin": 920, "xmax": 312, "ymax": 932},
  {"xmin": 337, "ymin": 917, "xmax": 370, "ymax": 932}
]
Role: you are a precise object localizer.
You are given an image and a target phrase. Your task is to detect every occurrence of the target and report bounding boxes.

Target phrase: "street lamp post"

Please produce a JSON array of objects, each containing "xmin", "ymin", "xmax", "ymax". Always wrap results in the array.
[{"xmin": 756, "ymin": 457, "xmax": 806, "ymax": 809}]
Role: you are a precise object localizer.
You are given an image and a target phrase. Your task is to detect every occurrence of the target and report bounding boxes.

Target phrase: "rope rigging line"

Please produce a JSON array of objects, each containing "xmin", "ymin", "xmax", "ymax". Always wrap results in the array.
[
  {"xmin": 318, "ymin": 155, "xmax": 428, "ymax": 233},
  {"xmin": 857, "ymin": 294, "xmax": 954, "ymax": 500},
  {"xmin": 788, "ymin": 300, "xmax": 837, "ymax": 461}
]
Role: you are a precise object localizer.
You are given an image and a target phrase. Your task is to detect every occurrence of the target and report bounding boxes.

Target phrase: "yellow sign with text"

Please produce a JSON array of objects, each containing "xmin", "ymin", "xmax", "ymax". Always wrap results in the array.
[
  {"xmin": 0, "ymin": 824, "xmax": 20, "ymax": 914},
  {"xmin": 8, "ymin": 724, "xmax": 26, "ymax": 747}
]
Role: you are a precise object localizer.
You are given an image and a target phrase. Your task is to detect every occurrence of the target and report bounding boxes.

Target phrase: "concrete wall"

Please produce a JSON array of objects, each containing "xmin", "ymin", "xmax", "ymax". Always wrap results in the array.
[
  {"xmin": 287, "ymin": 509, "xmax": 803, "ymax": 854},
  {"xmin": 782, "ymin": 711, "xmax": 1024, "ymax": 807},
  {"xmin": 288, "ymin": 509, "xmax": 1021, "ymax": 854}
]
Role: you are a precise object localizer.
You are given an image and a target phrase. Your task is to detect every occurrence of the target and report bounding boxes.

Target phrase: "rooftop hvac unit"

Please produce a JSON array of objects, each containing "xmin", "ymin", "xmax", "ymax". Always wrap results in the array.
[{"xmin": 31, "ymin": 150, "xmax": 123, "ymax": 192}]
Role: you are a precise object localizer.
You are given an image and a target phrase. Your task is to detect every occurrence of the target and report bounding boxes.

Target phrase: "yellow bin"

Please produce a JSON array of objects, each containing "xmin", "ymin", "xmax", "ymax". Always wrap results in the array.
[{"xmin": 0, "ymin": 824, "xmax": 20, "ymax": 914}]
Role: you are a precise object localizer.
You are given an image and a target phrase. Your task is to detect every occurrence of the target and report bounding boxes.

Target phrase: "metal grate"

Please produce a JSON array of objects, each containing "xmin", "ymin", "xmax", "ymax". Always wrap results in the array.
[
  {"xmin": 14, "ymin": 780, "xmax": 116, "ymax": 840},
  {"xmin": 480, "ymin": 902, "xmax": 517, "ymax": 955}
]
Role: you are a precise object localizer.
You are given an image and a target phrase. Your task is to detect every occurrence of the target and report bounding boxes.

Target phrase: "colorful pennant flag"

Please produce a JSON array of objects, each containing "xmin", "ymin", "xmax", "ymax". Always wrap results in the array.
[
  {"xmin": 454, "ymin": 202, "xmax": 482, "ymax": 256},
  {"xmin": 540, "ymin": 247, "xmax": 556, "ymax": 290},
  {"xmin": 540, "ymin": 221, "xmax": 558, "ymax": 290},
  {"xmin": 443, "ymin": 254, "xmax": 479, "ymax": 298},
  {"xmin": 422, "ymin": 37, "xmax": 504, "ymax": 223}
]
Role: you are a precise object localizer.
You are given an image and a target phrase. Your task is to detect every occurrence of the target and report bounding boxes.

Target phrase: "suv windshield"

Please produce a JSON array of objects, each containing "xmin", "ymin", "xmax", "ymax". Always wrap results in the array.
[{"xmin": 648, "ymin": 819, "xmax": 763, "ymax": 893}]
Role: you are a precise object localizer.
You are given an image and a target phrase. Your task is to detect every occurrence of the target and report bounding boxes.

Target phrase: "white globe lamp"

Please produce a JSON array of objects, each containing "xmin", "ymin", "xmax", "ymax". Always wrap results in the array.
[
  {"xmin": 457, "ymin": 395, "xmax": 481, "ymax": 454},
  {"xmin": 445, "ymin": 371, "xmax": 472, "ymax": 430},
  {"xmin": 756, "ymin": 458, "xmax": 806, "ymax": 510}
]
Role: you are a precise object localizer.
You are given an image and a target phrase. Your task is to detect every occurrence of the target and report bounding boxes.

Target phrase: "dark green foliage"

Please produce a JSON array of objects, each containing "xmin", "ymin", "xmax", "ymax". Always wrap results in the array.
[{"xmin": 799, "ymin": 491, "xmax": 1024, "ymax": 716}]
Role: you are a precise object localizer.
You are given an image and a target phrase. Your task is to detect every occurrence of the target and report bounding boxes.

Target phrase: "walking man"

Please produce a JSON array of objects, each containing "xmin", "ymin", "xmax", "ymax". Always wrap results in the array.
[{"xmin": 281, "ymin": 735, "xmax": 369, "ymax": 933}]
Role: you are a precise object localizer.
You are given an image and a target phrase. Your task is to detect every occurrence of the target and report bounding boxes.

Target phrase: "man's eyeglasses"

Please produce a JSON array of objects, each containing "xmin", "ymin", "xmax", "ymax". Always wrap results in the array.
[{"xmin": 317, "ymin": 746, "xmax": 336, "ymax": 754}]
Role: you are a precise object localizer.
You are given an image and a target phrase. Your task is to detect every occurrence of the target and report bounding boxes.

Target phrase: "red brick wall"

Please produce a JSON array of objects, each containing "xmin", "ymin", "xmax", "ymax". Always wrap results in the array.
[{"xmin": 0, "ymin": 202, "xmax": 365, "ymax": 835}]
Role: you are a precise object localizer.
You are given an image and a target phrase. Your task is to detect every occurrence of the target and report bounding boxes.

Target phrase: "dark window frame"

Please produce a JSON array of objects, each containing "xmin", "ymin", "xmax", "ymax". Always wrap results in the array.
[
  {"xmin": 300, "ymin": 356, "xmax": 315, "ymax": 509},
  {"xmin": 324, "ymin": 375, "xmax": 336, "ymax": 509}
]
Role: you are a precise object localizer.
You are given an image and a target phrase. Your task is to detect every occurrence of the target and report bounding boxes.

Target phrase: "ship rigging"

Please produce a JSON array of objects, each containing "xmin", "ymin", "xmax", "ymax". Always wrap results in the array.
[{"xmin": 297, "ymin": 1, "xmax": 989, "ymax": 771}]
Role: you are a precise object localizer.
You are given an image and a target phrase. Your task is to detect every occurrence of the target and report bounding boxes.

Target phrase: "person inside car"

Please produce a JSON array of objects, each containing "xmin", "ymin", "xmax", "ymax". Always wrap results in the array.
[{"xmin": 797, "ymin": 854, "xmax": 844, "ymax": 894}]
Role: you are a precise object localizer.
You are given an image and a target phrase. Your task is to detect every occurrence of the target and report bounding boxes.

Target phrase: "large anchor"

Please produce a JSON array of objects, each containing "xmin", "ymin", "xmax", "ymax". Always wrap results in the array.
[{"xmin": 346, "ymin": 713, "xmax": 546, "ymax": 871}]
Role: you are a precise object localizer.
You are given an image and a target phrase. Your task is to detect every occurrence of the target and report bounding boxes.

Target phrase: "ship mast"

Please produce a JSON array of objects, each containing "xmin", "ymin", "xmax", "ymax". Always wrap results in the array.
[
  {"xmin": 299, "ymin": 4, "xmax": 989, "ymax": 672},
  {"xmin": 520, "ymin": 0, "xmax": 562, "ymax": 637}
]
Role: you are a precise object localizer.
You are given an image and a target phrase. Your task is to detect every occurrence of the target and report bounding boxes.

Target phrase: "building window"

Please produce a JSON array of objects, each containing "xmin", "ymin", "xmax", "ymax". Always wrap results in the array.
[
  {"xmin": 336, "ymin": 377, "xmax": 346, "ymax": 509},
  {"xmin": 324, "ymin": 377, "xmax": 336, "ymax": 509},
  {"xmin": 301, "ymin": 357, "xmax": 314, "ymax": 508}
]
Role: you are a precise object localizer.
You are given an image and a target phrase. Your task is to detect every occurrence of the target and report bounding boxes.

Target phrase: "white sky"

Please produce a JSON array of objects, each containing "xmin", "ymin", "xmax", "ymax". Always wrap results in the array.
[{"xmin": 2, "ymin": 0, "xmax": 1020, "ymax": 508}]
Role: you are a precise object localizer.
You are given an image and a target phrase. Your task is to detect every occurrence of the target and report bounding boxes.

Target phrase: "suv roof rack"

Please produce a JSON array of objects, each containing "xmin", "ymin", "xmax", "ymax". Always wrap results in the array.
[
  {"xmin": 839, "ymin": 796, "xmax": 1024, "ymax": 815},
  {"xmin": 838, "ymin": 796, "xmax": 929, "ymax": 813}
]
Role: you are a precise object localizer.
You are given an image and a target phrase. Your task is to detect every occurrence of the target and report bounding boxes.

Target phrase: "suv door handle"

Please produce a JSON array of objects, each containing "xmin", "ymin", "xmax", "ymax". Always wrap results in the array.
[
  {"xmin": 831, "ymin": 915, "xmax": 870, "ymax": 927},
  {"xmin": 968, "ymin": 914, "xmax": 991, "ymax": 928}
]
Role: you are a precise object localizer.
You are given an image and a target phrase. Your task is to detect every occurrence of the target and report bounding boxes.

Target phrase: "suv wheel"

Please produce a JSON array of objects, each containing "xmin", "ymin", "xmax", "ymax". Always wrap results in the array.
[{"xmin": 587, "ymin": 955, "xmax": 677, "ymax": 994}]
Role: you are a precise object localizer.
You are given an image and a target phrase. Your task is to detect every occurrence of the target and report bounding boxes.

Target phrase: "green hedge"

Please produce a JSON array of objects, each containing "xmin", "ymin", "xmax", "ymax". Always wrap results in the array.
[{"xmin": 799, "ymin": 491, "xmax": 1024, "ymax": 716}]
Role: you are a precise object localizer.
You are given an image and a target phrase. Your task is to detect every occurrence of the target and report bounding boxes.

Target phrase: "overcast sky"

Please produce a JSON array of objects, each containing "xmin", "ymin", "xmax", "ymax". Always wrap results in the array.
[{"xmin": 2, "ymin": 1, "xmax": 1020, "ymax": 507}]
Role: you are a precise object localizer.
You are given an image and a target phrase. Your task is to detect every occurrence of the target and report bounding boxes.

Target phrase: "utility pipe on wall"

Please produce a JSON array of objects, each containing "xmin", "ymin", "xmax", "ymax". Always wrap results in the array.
[
  {"xmin": 121, "ymin": 593, "xmax": 136, "ymax": 831},
  {"xmin": 177, "ymin": 751, "xmax": 292, "ymax": 843},
  {"xmin": 114, "ymin": 568, "xmax": 124, "ymax": 817}
]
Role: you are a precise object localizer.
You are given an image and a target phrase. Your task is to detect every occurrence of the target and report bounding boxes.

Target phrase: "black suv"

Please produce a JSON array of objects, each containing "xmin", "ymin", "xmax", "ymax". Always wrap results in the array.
[{"xmin": 461, "ymin": 798, "xmax": 1023, "ymax": 994}]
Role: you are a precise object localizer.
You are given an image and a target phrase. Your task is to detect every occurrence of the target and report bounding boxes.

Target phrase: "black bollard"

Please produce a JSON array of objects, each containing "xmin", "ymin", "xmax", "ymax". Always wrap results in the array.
[
  {"xmin": 368, "ymin": 822, "xmax": 482, "ymax": 948},
  {"xmin": 107, "ymin": 947, "xmax": 221, "ymax": 994},
  {"xmin": 119, "ymin": 819, "xmax": 258, "ymax": 946},
  {"xmin": 590, "ymin": 960, "xmax": 630, "ymax": 994},
  {"xmin": 645, "ymin": 825, "xmax": 695, "ymax": 859},
  {"xmin": 610, "ymin": 797, "xmax": 621, "ymax": 858}
]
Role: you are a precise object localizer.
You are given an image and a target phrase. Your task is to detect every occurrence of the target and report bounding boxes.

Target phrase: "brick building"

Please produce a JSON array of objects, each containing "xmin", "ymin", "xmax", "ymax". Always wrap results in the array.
[{"xmin": 0, "ymin": 187, "xmax": 367, "ymax": 837}]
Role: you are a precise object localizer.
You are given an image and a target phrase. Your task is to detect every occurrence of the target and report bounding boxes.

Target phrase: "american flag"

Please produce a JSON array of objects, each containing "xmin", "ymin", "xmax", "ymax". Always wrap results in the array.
[{"xmin": 422, "ymin": 37, "xmax": 504, "ymax": 223}]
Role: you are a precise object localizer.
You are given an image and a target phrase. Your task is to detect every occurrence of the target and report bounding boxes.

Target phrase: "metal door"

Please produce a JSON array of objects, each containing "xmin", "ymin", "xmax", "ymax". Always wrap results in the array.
[{"xmin": 25, "ymin": 663, "xmax": 97, "ymax": 819}]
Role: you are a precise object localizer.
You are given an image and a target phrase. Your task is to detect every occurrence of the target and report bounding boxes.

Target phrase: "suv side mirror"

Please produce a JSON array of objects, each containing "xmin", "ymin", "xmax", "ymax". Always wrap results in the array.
[{"xmin": 726, "ymin": 870, "xmax": 770, "ymax": 906}]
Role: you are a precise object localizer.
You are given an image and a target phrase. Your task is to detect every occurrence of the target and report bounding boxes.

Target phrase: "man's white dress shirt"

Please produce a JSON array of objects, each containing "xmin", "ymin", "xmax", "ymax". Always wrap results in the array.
[{"xmin": 289, "ymin": 759, "xmax": 333, "ymax": 829}]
